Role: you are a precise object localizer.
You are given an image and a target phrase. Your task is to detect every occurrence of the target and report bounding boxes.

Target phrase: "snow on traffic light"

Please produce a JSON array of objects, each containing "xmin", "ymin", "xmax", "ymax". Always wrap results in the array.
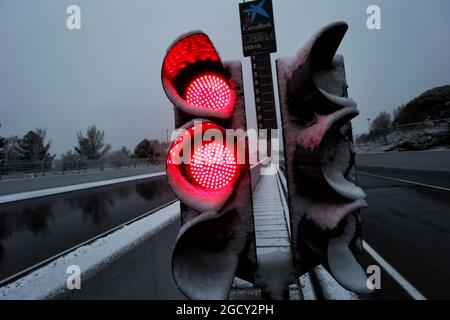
[
  {"xmin": 162, "ymin": 32, "xmax": 256, "ymax": 300},
  {"xmin": 276, "ymin": 22, "xmax": 373, "ymax": 294}
]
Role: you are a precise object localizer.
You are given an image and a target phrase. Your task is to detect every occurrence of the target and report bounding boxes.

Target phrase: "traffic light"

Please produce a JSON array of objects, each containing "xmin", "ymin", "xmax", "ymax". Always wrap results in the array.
[
  {"xmin": 162, "ymin": 32, "xmax": 256, "ymax": 300},
  {"xmin": 276, "ymin": 22, "xmax": 372, "ymax": 294}
]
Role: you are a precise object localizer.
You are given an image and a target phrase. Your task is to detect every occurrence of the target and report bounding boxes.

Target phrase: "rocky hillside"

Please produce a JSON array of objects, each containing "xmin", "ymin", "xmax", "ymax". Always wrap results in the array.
[{"xmin": 394, "ymin": 85, "xmax": 450, "ymax": 125}]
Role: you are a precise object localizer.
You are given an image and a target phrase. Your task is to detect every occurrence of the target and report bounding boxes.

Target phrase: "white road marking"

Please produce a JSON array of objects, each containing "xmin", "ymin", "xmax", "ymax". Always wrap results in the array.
[
  {"xmin": 363, "ymin": 241, "xmax": 427, "ymax": 300},
  {"xmin": 359, "ymin": 171, "xmax": 450, "ymax": 192},
  {"xmin": 0, "ymin": 172, "xmax": 166, "ymax": 204}
]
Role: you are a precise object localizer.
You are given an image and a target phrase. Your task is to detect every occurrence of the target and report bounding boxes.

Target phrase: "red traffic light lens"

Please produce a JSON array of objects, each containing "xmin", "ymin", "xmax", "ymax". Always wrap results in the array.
[
  {"xmin": 190, "ymin": 142, "xmax": 238, "ymax": 190},
  {"xmin": 162, "ymin": 33, "xmax": 220, "ymax": 83},
  {"xmin": 162, "ymin": 33, "xmax": 237, "ymax": 118},
  {"xmin": 185, "ymin": 74, "xmax": 232, "ymax": 111},
  {"xmin": 166, "ymin": 122, "xmax": 240, "ymax": 196}
]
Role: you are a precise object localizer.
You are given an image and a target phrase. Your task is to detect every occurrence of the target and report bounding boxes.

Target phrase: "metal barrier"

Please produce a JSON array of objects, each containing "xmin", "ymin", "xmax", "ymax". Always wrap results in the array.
[
  {"xmin": 250, "ymin": 161, "xmax": 262, "ymax": 192},
  {"xmin": 0, "ymin": 158, "xmax": 162, "ymax": 180},
  {"xmin": 275, "ymin": 168, "xmax": 359, "ymax": 300}
]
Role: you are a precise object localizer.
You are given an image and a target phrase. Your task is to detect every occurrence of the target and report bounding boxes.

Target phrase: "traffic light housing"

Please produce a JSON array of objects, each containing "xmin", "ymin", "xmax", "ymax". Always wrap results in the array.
[
  {"xmin": 162, "ymin": 32, "xmax": 256, "ymax": 300},
  {"xmin": 276, "ymin": 22, "xmax": 372, "ymax": 294}
]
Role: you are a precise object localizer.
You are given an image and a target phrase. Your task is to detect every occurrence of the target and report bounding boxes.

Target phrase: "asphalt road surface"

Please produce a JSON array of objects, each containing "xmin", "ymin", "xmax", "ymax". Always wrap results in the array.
[
  {"xmin": 358, "ymin": 166, "xmax": 450, "ymax": 300},
  {"xmin": 0, "ymin": 174, "xmax": 174, "ymax": 284},
  {"xmin": 356, "ymin": 151, "xmax": 450, "ymax": 173}
]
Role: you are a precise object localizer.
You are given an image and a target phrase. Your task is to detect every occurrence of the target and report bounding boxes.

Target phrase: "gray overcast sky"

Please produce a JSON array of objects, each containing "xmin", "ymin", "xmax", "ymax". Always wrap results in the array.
[{"xmin": 1, "ymin": 0, "xmax": 449, "ymax": 155}]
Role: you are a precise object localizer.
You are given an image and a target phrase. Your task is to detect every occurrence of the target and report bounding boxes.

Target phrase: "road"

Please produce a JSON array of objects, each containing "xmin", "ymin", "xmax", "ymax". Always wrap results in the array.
[
  {"xmin": 357, "ymin": 166, "xmax": 450, "ymax": 300},
  {"xmin": 0, "ymin": 166, "xmax": 164, "ymax": 195},
  {"xmin": 356, "ymin": 150, "xmax": 450, "ymax": 173},
  {"xmin": 2, "ymin": 158, "xmax": 449, "ymax": 299},
  {"xmin": 0, "ymin": 173, "xmax": 175, "ymax": 284}
]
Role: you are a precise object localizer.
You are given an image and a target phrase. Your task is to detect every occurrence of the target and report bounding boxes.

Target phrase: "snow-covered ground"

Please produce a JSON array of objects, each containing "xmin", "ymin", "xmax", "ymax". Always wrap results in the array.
[{"xmin": 356, "ymin": 122, "xmax": 450, "ymax": 154}]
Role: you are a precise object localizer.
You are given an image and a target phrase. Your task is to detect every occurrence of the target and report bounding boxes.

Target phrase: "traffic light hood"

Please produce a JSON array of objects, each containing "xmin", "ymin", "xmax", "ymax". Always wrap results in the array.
[
  {"xmin": 162, "ymin": 32, "xmax": 237, "ymax": 119},
  {"xmin": 280, "ymin": 22, "xmax": 356, "ymax": 123}
]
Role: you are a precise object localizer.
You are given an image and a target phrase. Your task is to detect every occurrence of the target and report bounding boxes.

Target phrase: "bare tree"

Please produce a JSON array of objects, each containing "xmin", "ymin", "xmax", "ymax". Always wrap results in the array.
[
  {"xmin": 2, "ymin": 136, "xmax": 20, "ymax": 161},
  {"xmin": 371, "ymin": 111, "xmax": 392, "ymax": 144},
  {"xmin": 104, "ymin": 147, "xmax": 131, "ymax": 168},
  {"xmin": 120, "ymin": 146, "xmax": 132, "ymax": 157}
]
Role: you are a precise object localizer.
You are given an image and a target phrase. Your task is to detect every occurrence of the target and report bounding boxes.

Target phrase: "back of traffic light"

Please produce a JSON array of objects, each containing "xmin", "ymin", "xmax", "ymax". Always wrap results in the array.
[
  {"xmin": 161, "ymin": 32, "xmax": 256, "ymax": 300},
  {"xmin": 276, "ymin": 22, "xmax": 373, "ymax": 294}
]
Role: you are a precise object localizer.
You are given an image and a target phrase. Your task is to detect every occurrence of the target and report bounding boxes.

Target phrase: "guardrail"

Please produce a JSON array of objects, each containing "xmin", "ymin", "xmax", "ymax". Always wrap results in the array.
[
  {"xmin": 250, "ymin": 161, "xmax": 262, "ymax": 191},
  {"xmin": 275, "ymin": 167, "xmax": 359, "ymax": 300},
  {"xmin": 0, "ymin": 158, "xmax": 163, "ymax": 180}
]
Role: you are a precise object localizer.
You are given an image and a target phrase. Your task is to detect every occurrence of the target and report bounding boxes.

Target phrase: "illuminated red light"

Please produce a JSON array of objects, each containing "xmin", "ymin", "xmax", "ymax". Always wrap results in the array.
[
  {"xmin": 162, "ymin": 33, "xmax": 220, "ymax": 83},
  {"xmin": 185, "ymin": 74, "xmax": 232, "ymax": 110},
  {"xmin": 190, "ymin": 142, "xmax": 237, "ymax": 190}
]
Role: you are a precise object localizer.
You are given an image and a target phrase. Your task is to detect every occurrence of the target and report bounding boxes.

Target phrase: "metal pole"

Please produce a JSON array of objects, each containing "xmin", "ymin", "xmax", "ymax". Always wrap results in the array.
[{"xmin": 367, "ymin": 118, "xmax": 372, "ymax": 140}]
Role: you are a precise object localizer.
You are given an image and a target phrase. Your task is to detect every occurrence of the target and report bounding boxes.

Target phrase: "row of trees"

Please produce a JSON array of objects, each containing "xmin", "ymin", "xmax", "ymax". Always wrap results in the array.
[
  {"xmin": 0, "ymin": 129, "xmax": 54, "ymax": 163},
  {"xmin": 356, "ymin": 111, "xmax": 393, "ymax": 145},
  {"xmin": 0, "ymin": 125, "xmax": 168, "ymax": 173}
]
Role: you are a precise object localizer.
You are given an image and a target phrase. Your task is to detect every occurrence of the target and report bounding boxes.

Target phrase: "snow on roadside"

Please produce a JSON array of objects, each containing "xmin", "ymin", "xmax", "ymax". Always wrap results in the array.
[{"xmin": 356, "ymin": 122, "xmax": 450, "ymax": 154}]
